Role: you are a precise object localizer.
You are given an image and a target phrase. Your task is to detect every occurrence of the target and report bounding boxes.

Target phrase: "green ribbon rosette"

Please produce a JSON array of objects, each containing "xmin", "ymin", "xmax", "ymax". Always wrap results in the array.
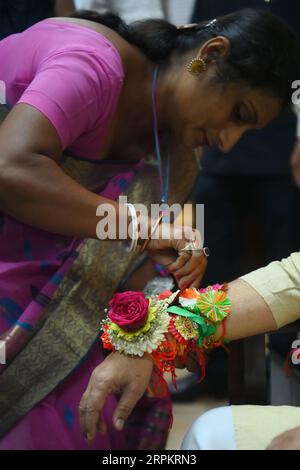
[{"xmin": 167, "ymin": 306, "xmax": 216, "ymax": 348}]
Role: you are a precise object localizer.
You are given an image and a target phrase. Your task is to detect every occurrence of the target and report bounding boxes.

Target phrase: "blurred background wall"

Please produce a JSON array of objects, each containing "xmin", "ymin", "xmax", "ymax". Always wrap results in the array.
[
  {"xmin": 163, "ymin": 0, "xmax": 195, "ymax": 24},
  {"xmin": 74, "ymin": 0, "xmax": 197, "ymax": 24}
]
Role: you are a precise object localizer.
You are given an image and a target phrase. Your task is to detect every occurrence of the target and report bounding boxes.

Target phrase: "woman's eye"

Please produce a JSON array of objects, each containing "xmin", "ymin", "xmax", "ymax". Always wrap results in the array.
[{"xmin": 233, "ymin": 105, "xmax": 249, "ymax": 124}]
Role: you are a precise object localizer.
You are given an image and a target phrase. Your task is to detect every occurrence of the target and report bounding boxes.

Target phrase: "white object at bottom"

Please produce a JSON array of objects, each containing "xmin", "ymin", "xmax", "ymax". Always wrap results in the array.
[{"xmin": 181, "ymin": 406, "xmax": 236, "ymax": 450}]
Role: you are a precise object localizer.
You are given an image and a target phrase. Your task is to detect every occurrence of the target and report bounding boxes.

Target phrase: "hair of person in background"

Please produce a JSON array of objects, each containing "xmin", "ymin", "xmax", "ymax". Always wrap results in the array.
[{"xmin": 71, "ymin": 8, "xmax": 300, "ymax": 108}]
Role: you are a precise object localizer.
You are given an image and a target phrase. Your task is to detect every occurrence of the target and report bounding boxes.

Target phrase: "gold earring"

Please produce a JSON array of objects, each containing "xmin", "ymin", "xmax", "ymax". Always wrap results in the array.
[{"xmin": 187, "ymin": 57, "xmax": 207, "ymax": 76}]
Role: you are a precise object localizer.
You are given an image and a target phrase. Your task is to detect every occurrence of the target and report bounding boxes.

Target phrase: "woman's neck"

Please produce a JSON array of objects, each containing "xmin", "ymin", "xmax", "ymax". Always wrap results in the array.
[{"xmin": 104, "ymin": 49, "xmax": 172, "ymax": 161}]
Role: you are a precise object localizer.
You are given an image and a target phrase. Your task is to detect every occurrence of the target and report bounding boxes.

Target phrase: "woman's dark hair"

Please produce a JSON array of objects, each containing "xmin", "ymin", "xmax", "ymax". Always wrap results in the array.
[{"xmin": 71, "ymin": 8, "xmax": 300, "ymax": 106}]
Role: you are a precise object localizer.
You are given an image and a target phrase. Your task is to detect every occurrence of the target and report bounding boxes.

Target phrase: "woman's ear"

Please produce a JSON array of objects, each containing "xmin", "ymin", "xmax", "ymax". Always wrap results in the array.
[{"xmin": 199, "ymin": 36, "xmax": 231, "ymax": 62}]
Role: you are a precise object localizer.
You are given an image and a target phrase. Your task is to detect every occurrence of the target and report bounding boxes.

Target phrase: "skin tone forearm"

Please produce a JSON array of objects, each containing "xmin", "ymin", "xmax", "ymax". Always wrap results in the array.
[
  {"xmin": 214, "ymin": 278, "xmax": 277, "ymax": 341},
  {"xmin": 0, "ymin": 150, "xmax": 125, "ymax": 239},
  {"xmin": 0, "ymin": 104, "xmax": 130, "ymax": 239},
  {"xmin": 0, "ymin": 151, "xmax": 206, "ymax": 287},
  {"xmin": 182, "ymin": 278, "xmax": 278, "ymax": 372}
]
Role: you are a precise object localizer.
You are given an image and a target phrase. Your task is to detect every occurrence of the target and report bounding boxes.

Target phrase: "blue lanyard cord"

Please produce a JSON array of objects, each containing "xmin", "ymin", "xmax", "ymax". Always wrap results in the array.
[{"xmin": 152, "ymin": 65, "xmax": 170, "ymax": 204}]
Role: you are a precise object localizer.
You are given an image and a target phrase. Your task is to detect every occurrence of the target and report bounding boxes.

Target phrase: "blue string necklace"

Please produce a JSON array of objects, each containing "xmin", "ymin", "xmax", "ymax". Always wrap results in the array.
[{"xmin": 151, "ymin": 65, "xmax": 170, "ymax": 204}]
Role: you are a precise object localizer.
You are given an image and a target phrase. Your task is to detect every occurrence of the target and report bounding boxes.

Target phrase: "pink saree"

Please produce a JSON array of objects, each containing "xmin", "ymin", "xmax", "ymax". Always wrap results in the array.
[
  {"xmin": 0, "ymin": 19, "xmax": 197, "ymax": 449},
  {"xmin": 0, "ymin": 147, "xmax": 170, "ymax": 450}
]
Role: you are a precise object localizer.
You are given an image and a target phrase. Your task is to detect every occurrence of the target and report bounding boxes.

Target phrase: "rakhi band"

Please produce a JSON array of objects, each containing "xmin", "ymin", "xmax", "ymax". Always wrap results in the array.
[{"xmin": 100, "ymin": 284, "xmax": 231, "ymax": 400}]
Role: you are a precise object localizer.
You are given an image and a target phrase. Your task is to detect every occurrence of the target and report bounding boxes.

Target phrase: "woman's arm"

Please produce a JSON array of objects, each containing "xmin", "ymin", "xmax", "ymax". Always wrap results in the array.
[
  {"xmin": 0, "ymin": 103, "xmax": 206, "ymax": 287},
  {"xmin": 0, "ymin": 104, "xmax": 122, "ymax": 238}
]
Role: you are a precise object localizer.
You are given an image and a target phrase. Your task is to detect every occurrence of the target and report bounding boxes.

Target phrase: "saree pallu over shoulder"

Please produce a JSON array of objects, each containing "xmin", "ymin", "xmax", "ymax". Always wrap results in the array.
[{"xmin": 0, "ymin": 103, "xmax": 198, "ymax": 438}]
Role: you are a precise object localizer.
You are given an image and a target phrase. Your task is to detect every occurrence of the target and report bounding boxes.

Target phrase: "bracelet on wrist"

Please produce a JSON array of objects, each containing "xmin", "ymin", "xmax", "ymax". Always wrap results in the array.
[
  {"xmin": 125, "ymin": 203, "xmax": 139, "ymax": 253},
  {"xmin": 100, "ymin": 283, "xmax": 231, "ymax": 426}
]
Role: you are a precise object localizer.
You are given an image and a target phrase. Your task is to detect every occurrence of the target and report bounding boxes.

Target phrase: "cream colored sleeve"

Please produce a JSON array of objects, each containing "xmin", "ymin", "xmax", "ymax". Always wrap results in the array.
[{"xmin": 240, "ymin": 252, "xmax": 300, "ymax": 328}]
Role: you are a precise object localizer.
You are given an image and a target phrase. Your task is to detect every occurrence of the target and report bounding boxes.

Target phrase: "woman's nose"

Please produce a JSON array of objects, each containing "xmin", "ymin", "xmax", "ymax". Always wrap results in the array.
[{"xmin": 218, "ymin": 125, "xmax": 247, "ymax": 153}]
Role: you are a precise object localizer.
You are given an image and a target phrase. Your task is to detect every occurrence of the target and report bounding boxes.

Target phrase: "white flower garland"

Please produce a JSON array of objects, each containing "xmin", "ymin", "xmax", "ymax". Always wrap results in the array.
[{"xmin": 104, "ymin": 297, "xmax": 174, "ymax": 357}]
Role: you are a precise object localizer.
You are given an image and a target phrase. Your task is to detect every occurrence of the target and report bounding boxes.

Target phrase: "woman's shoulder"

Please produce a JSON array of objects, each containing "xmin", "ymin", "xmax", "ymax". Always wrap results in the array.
[
  {"xmin": 32, "ymin": 18, "xmax": 124, "ymax": 74},
  {"xmin": 43, "ymin": 17, "xmax": 145, "ymax": 79}
]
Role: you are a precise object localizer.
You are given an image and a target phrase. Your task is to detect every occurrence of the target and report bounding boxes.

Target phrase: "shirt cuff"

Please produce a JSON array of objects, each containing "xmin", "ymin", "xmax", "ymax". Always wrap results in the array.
[{"xmin": 240, "ymin": 252, "xmax": 300, "ymax": 329}]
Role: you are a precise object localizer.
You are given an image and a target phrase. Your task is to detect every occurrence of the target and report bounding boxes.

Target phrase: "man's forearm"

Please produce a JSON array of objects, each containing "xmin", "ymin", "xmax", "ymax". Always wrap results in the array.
[
  {"xmin": 214, "ymin": 278, "xmax": 277, "ymax": 341},
  {"xmin": 214, "ymin": 251, "xmax": 300, "ymax": 341}
]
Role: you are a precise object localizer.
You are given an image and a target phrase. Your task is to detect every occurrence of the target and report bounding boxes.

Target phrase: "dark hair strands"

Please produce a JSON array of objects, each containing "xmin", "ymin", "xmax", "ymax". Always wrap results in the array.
[{"xmin": 71, "ymin": 8, "xmax": 300, "ymax": 107}]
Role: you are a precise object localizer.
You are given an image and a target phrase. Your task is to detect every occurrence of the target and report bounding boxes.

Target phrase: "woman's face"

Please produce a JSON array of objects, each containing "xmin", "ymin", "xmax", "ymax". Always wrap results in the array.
[
  {"xmin": 167, "ymin": 66, "xmax": 283, "ymax": 152},
  {"xmin": 164, "ymin": 36, "xmax": 283, "ymax": 153}
]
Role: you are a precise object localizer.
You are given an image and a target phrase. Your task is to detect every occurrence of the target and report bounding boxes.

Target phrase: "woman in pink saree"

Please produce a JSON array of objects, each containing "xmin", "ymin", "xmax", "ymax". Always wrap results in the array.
[{"xmin": 0, "ymin": 9, "xmax": 299, "ymax": 449}]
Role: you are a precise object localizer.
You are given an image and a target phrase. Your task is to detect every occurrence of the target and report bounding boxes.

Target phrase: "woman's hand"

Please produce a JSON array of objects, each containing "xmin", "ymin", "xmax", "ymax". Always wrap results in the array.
[
  {"xmin": 291, "ymin": 139, "xmax": 300, "ymax": 188},
  {"xmin": 79, "ymin": 352, "xmax": 153, "ymax": 442},
  {"xmin": 266, "ymin": 426, "xmax": 300, "ymax": 450},
  {"xmin": 146, "ymin": 223, "xmax": 207, "ymax": 289}
]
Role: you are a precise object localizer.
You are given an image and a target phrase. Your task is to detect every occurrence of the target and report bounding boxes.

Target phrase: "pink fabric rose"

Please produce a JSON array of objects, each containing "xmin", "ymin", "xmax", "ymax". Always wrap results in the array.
[{"xmin": 108, "ymin": 291, "xmax": 149, "ymax": 332}]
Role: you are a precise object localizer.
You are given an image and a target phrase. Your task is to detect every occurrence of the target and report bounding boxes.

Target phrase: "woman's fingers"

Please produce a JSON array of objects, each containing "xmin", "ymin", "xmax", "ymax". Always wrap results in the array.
[
  {"xmin": 147, "ymin": 224, "xmax": 205, "ymax": 283},
  {"xmin": 172, "ymin": 252, "xmax": 206, "ymax": 279},
  {"xmin": 167, "ymin": 252, "xmax": 191, "ymax": 272},
  {"xmin": 177, "ymin": 266, "xmax": 205, "ymax": 290},
  {"xmin": 171, "ymin": 254, "xmax": 207, "ymax": 289},
  {"xmin": 189, "ymin": 274, "xmax": 205, "ymax": 289},
  {"xmin": 166, "ymin": 226, "xmax": 205, "ymax": 284}
]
